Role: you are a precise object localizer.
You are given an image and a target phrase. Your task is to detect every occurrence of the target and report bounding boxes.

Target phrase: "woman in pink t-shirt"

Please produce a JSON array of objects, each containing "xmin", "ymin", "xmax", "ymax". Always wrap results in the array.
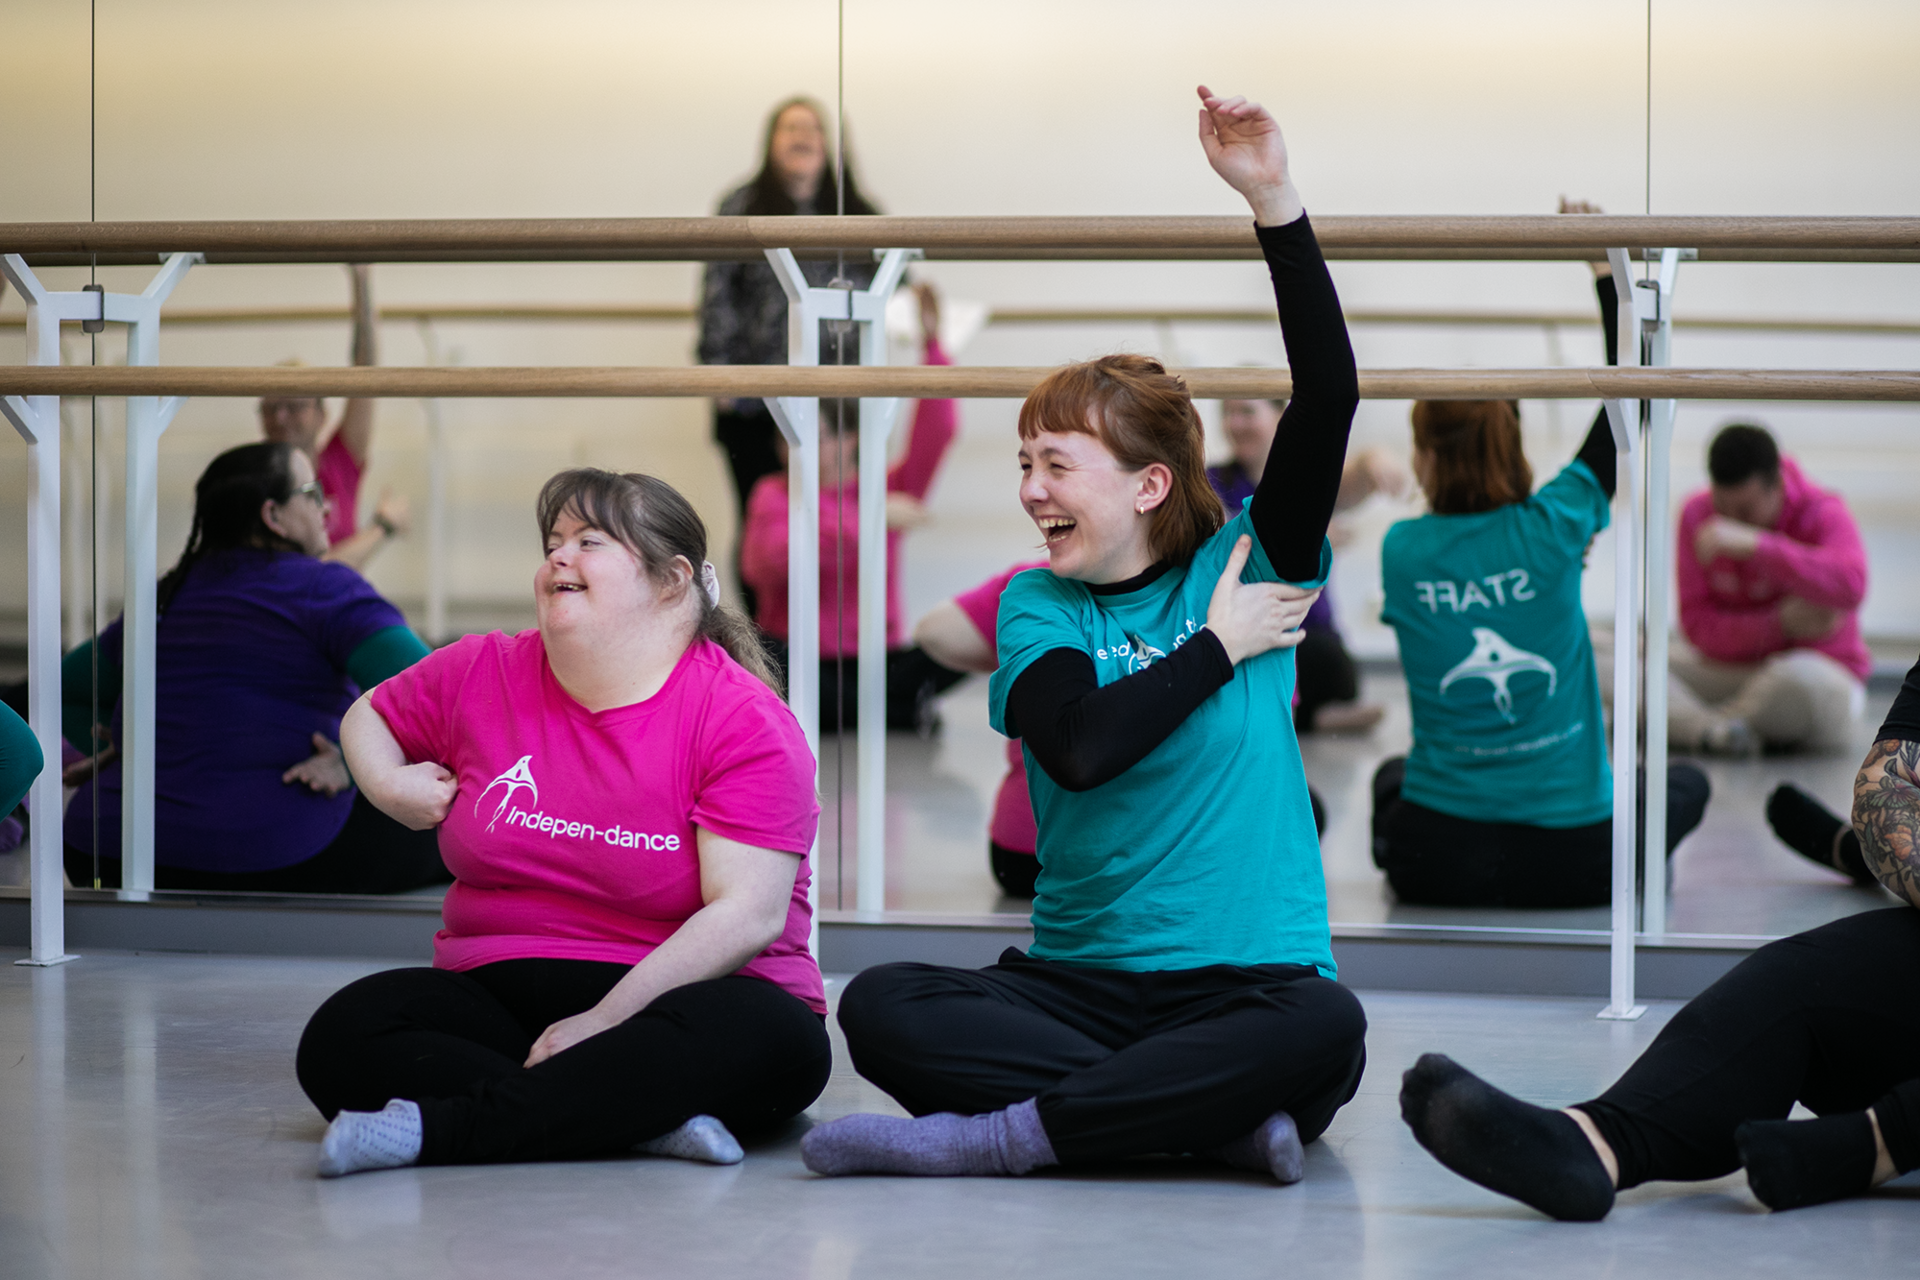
[{"xmin": 295, "ymin": 469, "xmax": 829, "ymax": 1177}]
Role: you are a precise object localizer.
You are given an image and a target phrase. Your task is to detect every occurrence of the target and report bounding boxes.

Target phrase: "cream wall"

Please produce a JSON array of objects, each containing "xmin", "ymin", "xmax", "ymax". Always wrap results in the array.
[{"xmin": 4, "ymin": 0, "xmax": 1918, "ymax": 652}]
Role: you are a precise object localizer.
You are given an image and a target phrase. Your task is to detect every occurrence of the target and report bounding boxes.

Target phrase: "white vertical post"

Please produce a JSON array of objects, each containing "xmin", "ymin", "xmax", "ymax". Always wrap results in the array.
[
  {"xmin": 765, "ymin": 247, "xmax": 915, "ymax": 919},
  {"xmin": 115, "ymin": 254, "xmax": 198, "ymax": 898},
  {"xmin": 1598, "ymin": 249, "xmax": 1646, "ymax": 1020},
  {"xmin": 851, "ymin": 250, "xmax": 912, "ymax": 915},
  {"xmin": 1637, "ymin": 248, "xmax": 1683, "ymax": 939},
  {"xmin": 418, "ymin": 321, "xmax": 451, "ymax": 645},
  {"xmin": 2, "ymin": 255, "xmax": 80, "ymax": 965}
]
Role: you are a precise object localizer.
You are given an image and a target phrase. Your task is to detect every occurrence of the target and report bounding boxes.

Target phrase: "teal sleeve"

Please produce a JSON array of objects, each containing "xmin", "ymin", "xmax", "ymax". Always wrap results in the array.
[
  {"xmin": 0, "ymin": 700, "xmax": 44, "ymax": 816},
  {"xmin": 347, "ymin": 625, "xmax": 431, "ymax": 691},
  {"xmin": 61, "ymin": 638, "xmax": 121, "ymax": 754}
]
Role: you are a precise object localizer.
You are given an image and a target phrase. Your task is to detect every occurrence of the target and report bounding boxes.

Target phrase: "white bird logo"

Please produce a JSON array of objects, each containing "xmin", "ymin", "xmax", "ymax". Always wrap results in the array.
[
  {"xmin": 1439, "ymin": 627, "xmax": 1558, "ymax": 724},
  {"xmin": 476, "ymin": 755, "xmax": 538, "ymax": 832}
]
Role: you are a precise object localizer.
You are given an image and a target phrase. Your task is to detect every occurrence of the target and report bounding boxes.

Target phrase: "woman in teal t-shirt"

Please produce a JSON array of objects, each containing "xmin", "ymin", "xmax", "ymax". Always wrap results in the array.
[
  {"xmin": 1372, "ymin": 268, "xmax": 1709, "ymax": 908},
  {"xmin": 800, "ymin": 88, "xmax": 1368, "ymax": 1186}
]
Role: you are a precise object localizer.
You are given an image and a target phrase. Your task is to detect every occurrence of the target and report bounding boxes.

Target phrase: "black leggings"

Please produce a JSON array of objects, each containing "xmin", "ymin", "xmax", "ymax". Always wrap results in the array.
[
  {"xmin": 837, "ymin": 949, "xmax": 1367, "ymax": 1165},
  {"xmin": 296, "ymin": 959, "xmax": 832, "ymax": 1165},
  {"xmin": 1577, "ymin": 907, "xmax": 1920, "ymax": 1187},
  {"xmin": 67, "ymin": 789, "xmax": 451, "ymax": 894},
  {"xmin": 1370, "ymin": 757, "xmax": 1711, "ymax": 908},
  {"xmin": 989, "ymin": 841, "xmax": 1039, "ymax": 898},
  {"xmin": 1294, "ymin": 626, "xmax": 1360, "ymax": 732}
]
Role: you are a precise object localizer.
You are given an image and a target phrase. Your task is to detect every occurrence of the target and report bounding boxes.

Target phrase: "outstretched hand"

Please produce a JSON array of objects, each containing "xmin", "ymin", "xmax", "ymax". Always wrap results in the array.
[
  {"xmin": 1204, "ymin": 535, "xmax": 1320, "ymax": 665},
  {"xmin": 283, "ymin": 733, "xmax": 352, "ymax": 796},
  {"xmin": 1197, "ymin": 85, "xmax": 1303, "ymax": 227}
]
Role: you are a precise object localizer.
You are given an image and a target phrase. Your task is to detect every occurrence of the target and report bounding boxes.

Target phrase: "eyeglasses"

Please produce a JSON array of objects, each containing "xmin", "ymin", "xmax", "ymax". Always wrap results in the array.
[{"xmin": 289, "ymin": 481, "xmax": 331, "ymax": 508}]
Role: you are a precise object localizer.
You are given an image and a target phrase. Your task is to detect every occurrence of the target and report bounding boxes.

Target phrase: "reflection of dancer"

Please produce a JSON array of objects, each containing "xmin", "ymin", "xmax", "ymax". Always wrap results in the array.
[
  {"xmin": 1209, "ymin": 398, "xmax": 1402, "ymax": 733},
  {"xmin": 699, "ymin": 96, "xmax": 878, "ymax": 616},
  {"xmin": 1372, "ymin": 251, "xmax": 1709, "ymax": 909},
  {"xmin": 802, "ymin": 88, "xmax": 1364, "ymax": 1183},
  {"xmin": 1400, "ymin": 653, "xmax": 1920, "ymax": 1219},
  {"xmin": 256, "ymin": 265, "xmax": 410, "ymax": 572}
]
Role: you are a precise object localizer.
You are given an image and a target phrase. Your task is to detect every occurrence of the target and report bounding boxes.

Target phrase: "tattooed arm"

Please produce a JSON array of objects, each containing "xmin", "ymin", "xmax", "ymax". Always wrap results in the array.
[{"xmin": 1852, "ymin": 737, "xmax": 1920, "ymax": 909}]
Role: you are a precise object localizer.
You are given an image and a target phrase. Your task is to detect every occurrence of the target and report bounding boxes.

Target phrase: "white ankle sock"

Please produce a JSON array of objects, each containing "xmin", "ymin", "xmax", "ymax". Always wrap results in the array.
[
  {"xmin": 318, "ymin": 1098, "xmax": 424, "ymax": 1178},
  {"xmin": 634, "ymin": 1115, "xmax": 744, "ymax": 1165}
]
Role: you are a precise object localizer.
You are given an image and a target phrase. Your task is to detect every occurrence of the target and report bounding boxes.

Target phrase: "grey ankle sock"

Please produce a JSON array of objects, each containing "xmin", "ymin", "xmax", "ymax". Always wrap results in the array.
[
  {"xmin": 801, "ymin": 1098, "xmax": 1058, "ymax": 1177},
  {"xmin": 634, "ymin": 1115, "xmax": 744, "ymax": 1165},
  {"xmin": 318, "ymin": 1098, "xmax": 424, "ymax": 1178},
  {"xmin": 1212, "ymin": 1111, "xmax": 1305, "ymax": 1184}
]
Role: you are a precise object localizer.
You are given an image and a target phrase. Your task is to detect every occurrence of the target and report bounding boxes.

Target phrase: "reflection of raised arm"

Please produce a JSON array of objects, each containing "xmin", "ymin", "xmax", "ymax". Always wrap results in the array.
[
  {"xmin": 335, "ymin": 265, "xmax": 378, "ymax": 465},
  {"xmin": 340, "ymin": 693, "xmax": 455, "ymax": 830},
  {"xmin": 1852, "ymin": 736, "xmax": 1920, "ymax": 908}
]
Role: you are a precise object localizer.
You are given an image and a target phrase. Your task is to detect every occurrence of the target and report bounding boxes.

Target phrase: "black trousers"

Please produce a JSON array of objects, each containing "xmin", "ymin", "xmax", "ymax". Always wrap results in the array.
[
  {"xmin": 67, "ymin": 789, "xmax": 451, "ymax": 894},
  {"xmin": 837, "ymin": 949, "xmax": 1367, "ymax": 1165},
  {"xmin": 766, "ymin": 640, "xmax": 968, "ymax": 734},
  {"xmin": 1294, "ymin": 626, "xmax": 1360, "ymax": 732},
  {"xmin": 1370, "ymin": 757, "xmax": 1711, "ymax": 908},
  {"xmin": 296, "ymin": 959, "xmax": 832, "ymax": 1165},
  {"xmin": 989, "ymin": 841, "xmax": 1039, "ymax": 898},
  {"xmin": 1578, "ymin": 907, "xmax": 1920, "ymax": 1187},
  {"xmin": 714, "ymin": 402, "xmax": 784, "ymax": 519}
]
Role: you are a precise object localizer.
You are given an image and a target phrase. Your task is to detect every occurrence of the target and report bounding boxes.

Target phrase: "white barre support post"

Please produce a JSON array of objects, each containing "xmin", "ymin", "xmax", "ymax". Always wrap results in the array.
[
  {"xmin": 763, "ymin": 247, "xmax": 918, "ymax": 920},
  {"xmin": 115, "ymin": 253, "xmax": 201, "ymax": 898},
  {"xmin": 416, "ymin": 319, "xmax": 451, "ymax": 644},
  {"xmin": 1597, "ymin": 248, "xmax": 1646, "ymax": 1021},
  {"xmin": 0, "ymin": 256, "xmax": 79, "ymax": 966},
  {"xmin": 1632, "ymin": 248, "xmax": 1685, "ymax": 939}
]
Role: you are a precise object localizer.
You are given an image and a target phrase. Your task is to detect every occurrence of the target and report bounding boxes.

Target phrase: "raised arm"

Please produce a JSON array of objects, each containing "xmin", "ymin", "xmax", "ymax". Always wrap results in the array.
[
  {"xmin": 333, "ymin": 265, "xmax": 379, "ymax": 466},
  {"xmin": 1572, "ymin": 267, "xmax": 1622, "ymax": 497},
  {"xmin": 1198, "ymin": 86, "xmax": 1359, "ymax": 582}
]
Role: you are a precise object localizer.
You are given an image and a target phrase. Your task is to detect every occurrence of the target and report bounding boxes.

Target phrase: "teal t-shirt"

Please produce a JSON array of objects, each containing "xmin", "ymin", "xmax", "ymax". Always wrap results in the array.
[
  {"xmin": 987, "ymin": 506, "xmax": 1336, "ymax": 978},
  {"xmin": 1380, "ymin": 460, "xmax": 1612, "ymax": 828}
]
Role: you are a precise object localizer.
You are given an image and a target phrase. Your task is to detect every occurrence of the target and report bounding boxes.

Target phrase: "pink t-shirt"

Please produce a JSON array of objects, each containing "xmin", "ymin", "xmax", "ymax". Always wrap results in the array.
[
  {"xmin": 315, "ymin": 433, "xmax": 363, "ymax": 546},
  {"xmin": 956, "ymin": 562, "xmax": 1049, "ymax": 856},
  {"xmin": 370, "ymin": 629, "xmax": 825, "ymax": 1012}
]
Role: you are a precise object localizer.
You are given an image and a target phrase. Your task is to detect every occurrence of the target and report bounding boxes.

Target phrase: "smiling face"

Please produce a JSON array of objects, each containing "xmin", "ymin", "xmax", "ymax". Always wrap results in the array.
[
  {"xmin": 536, "ymin": 509, "xmax": 680, "ymax": 642},
  {"xmin": 769, "ymin": 103, "xmax": 827, "ymax": 200},
  {"xmin": 1018, "ymin": 428, "xmax": 1170, "ymax": 584}
]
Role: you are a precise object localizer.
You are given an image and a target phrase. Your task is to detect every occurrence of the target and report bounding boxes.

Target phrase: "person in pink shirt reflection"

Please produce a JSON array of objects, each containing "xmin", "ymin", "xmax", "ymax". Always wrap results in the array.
[
  {"xmin": 740, "ymin": 283, "xmax": 965, "ymax": 733},
  {"xmin": 294, "ymin": 468, "xmax": 829, "ymax": 1178},
  {"xmin": 256, "ymin": 264, "xmax": 411, "ymax": 573},
  {"xmin": 1672, "ymin": 423, "xmax": 1869, "ymax": 756}
]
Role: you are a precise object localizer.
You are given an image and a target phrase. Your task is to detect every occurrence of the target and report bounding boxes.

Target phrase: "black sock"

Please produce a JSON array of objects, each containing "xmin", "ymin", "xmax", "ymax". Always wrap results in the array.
[
  {"xmin": 1736, "ymin": 1113, "xmax": 1876, "ymax": 1211},
  {"xmin": 1766, "ymin": 785, "xmax": 1874, "ymax": 885},
  {"xmin": 1399, "ymin": 1053, "xmax": 1615, "ymax": 1222}
]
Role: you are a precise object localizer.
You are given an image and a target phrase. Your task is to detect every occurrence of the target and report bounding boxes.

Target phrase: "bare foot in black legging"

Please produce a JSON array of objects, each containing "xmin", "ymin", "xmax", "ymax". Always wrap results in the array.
[{"xmin": 1400, "ymin": 1053, "xmax": 1617, "ymax": 1221}]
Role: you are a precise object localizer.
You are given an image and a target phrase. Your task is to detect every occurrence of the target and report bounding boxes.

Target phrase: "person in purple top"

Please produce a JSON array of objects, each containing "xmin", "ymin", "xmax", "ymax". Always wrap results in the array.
[
  {"xmin": 61, "ymin": 442, "xmax": 446, "ymax": 893},
  {"xmin": 1209, "ymin": 396, "xmax": 1404, "ymax": 733}
]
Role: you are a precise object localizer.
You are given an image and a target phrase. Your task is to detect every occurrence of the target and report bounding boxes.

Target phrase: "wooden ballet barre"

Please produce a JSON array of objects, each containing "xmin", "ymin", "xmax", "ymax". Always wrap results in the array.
[
  {"xmin": 5, "ymin": 215, "xmax": 1920, "ymax": 265},
  {"xmin": 9, "ymin": 304, "xmax": 1920, "ymax": 338},
  {"xmin": 3, "ymin": 365, "xmax": 1917, "ymax": 401}
]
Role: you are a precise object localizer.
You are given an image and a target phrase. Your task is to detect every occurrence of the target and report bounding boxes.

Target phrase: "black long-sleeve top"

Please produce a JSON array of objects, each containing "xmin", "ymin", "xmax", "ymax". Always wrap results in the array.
[
  {"xmin": 1572, "ymin": 272, "xmax": 1624, "ymax": 498},
  {"xmin": 1004, "ymin": 214, "xmax": 1359, "ymax": 792}
]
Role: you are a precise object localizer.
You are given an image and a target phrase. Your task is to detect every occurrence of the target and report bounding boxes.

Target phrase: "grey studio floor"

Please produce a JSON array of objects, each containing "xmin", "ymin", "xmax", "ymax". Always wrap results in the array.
[{"xmin": 4, "ymin": 667, "xmax": 1916, "ymax": 1278}]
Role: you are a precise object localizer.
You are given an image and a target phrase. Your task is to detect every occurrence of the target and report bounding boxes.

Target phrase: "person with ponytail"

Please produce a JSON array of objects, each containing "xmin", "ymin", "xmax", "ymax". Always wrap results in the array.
[
  {"xmin": 60, "ymin": 441, "xmax": 443, "ymax": 892},
  {"xmin": 295, "ymin": 468, "xmax": 829, "ymax": 1178},
  {"xmin": 1371, "ymin": 247, "xmax": 1710, "ymax": 907}
]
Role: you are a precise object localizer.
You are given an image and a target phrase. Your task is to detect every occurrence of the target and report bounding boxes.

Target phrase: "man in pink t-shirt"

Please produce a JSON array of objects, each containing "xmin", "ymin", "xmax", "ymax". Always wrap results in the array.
[
  {"xmin": 1672, "ymin": 423, "xmax": 1869, "ymax": 755},
  {"xmin": 258, "ymin": 264, "xmax": 411, "ymax": 573}
]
